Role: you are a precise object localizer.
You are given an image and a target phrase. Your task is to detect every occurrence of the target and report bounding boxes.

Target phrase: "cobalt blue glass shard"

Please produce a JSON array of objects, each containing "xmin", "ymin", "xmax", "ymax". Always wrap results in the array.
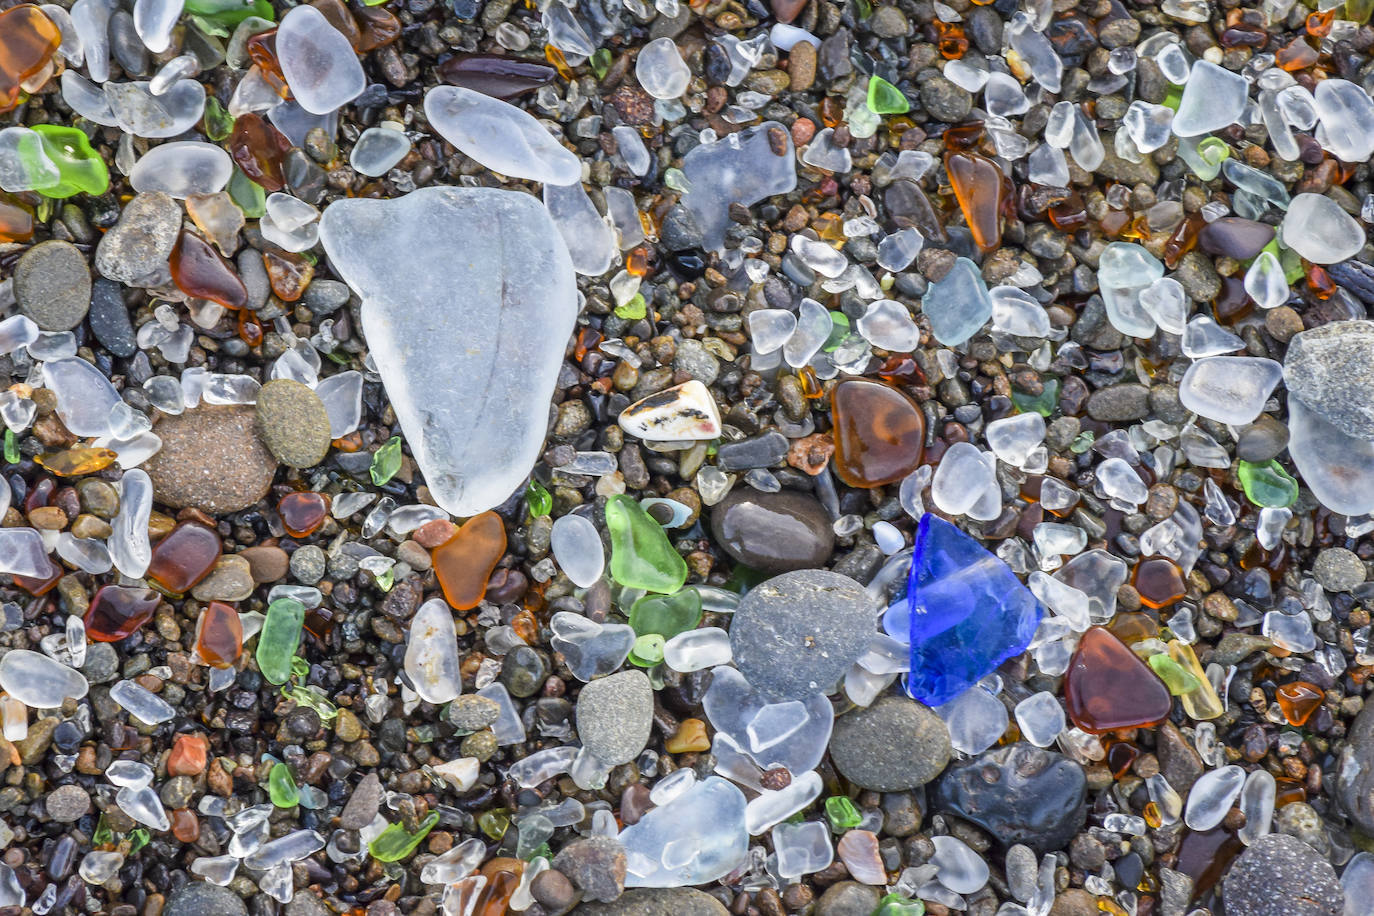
[{"xmin": 898, "ymin": 513, "xmax": 1043, "ymax": 706}]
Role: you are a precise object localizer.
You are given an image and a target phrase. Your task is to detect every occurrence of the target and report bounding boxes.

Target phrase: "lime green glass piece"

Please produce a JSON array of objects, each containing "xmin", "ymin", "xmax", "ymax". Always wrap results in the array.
[
  {"xmin": 875, "ymin": 893, "xmax": 925, "ymax": 916},
  {"xmin": 1237, "ymin": 459, "xmax": 1298, "ymax": 508},
  {"xmin": 269, "ymin": 762, "xmax": 299, "ymax": 807},
  {"xmin": 1070, "ymin": 430, "xmax": 1095, "ymax": 454},
  {"xmin": 527, "ymin": 843, "xmax": 553, "ymax": 862},
  {"xmin": 92, "ymin": 814, "xmax": 114, "ymax": 846},
  {"xmin": 614, "ymin": 293, "xmax": 647, "ymax": 320},
  {"xmin": 4, "ymin": 430, "xmax": 17, "ymax": 464},
  {"xmin": 1147, "ymin": 652, "xmax": 1202, "ymax": 695},
  {"xmin": 203, "ymin": 97, "xmax": 233, "ymax": 141},
  {"xmin": 256, "ymin": 598, "xmax": 305, "ymax": 685},
  {"xmin": 28, "ymin": 125, "xmax": 109, "ymax": 199},
  {"xmin": 526, "ymin": 479, "xmax": 552, "ymax": 517},
  {"xmin": 823, "ymin": 312, "xmax": 851, "ymax": 351},
  {"xmin": 605, "ymin": 494, "xmax": 688, "ymax": 594},
  {"xmin": 228, "ymin": 167, "xmax": 266, "ymax": 217},
  {"xmin": 283, "ymin": 683, "xmax": 339, "ymax": 722},
  {"xmin": 370, "ymin": 436, "xmax": 403, "ymax": 485},
  {"xmin": 1162, "ymin": 83, "xmax": 1183, "ymax": 112},
  {"xmin": 369, "ymin": 812, "xmax": 439, "ymax": 862},
  {"xmin": 825, "ymin": 796, "xmax": 863, "ymax": 831},
  {"xmin": 629, "ymin": 633, "xmax": 666, "ymax": 667},
  {"xmin": 128, "ymin": 828, "xmax": 151, "ymax": 854},
  {"xmin": 867, "ymin": 76, "xmax": 910, "ymax": 115},
  {"xmin": 478, "ymin": 810, "xmax": 510, "ymax": 840},
  {"xmin": 184, "ymin": 0, "xmax": 274, "ymax": 27},
  {"xmin": 590, "ymin": 48, "xmax": 613, "ymax": 79},
  {"xmin": 1011, "ymin": 377, "xmax": 1060, "ymax": 418},
  {"xmin": 629, "ymin": 589, "xmax": 702, "ymax": 640}
]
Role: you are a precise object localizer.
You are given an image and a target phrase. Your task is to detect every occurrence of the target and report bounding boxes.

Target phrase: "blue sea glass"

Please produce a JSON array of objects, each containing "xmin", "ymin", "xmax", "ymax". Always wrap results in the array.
[{"xmin": 896, "ymin": 514, "xmax": 1043, "ymax": 706}]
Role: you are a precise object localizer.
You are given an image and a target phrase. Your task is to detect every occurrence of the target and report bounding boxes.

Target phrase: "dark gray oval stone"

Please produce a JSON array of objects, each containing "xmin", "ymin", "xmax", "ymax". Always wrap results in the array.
[
  {"xmin": 163, "ymin": 882, "xmax": 248, "ymax": 916},
  {"xmin": 932, "ymin": 742, "xmax": 1086, "ymax": 853},
  {"xmin": 1221, "ymin": 834, "xmax": 1342, "ymax": 916},
  {"xmin": 830, "ymin": 696, "xmax": 951, "ymax": 791},
  {"xmin": 710, "ymin": 489, "xmax": 834, "ymax": 574},
  {"xmin": 87, "ymin": 278, "xmax": 136, "ymax": 358},
  {"xmin": 1336, "ymin": 698, "xmax": 1374, "ymax": 834},
  {"xmin": 729, "ymin": 569, "xmax": 871, "ymax": 701}
]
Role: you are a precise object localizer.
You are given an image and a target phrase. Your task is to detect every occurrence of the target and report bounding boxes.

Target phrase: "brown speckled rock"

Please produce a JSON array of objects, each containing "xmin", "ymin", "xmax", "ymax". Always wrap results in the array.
[
  {"xmin": 145, "ymin": 406, "xmax": 277, "ymax": 514},
  {"xmin": 255, "ymin": 379, "xmax": 332, "ymax": 468}
]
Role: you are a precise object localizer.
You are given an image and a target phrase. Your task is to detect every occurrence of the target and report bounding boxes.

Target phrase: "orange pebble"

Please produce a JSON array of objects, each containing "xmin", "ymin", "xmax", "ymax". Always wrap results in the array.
[{"xmin": 433, "ymin": 511, "xmax": 507, "ymax": 610}]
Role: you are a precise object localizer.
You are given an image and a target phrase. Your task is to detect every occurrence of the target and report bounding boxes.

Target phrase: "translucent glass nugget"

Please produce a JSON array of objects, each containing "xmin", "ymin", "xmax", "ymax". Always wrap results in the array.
[
  {"xmin": 129, "ymin": 141, "xmax": 232, "ymax": 198},
  {"xmin": 404, "ymin": 598, "xmax": 463, "ymax": 704},
  {"xmin": 635, "ymin": 37, "xmax": 690, "ymax": 99},
  {"xmin": 423, "ymin": 85, "xmax": 581, "ymax": 185},
  {"xmin": 1172, "ymin": 61, "xmax": 1248, "ymax": 136},
  {"xmin": 0, "ymin": 649, "xmax": 88, "ymax": 708},
  {"xmin": 276, "ymin": 5, "xmax": 366, "ymax": 114},
  {"xmin": 618, "ymin": 776, "xmax": 748, "ymax": 887},
  {"xmin": 318, "ymin": 187, "xmax": 578, "ymax": 516},
  {"xmin": 350, "ymin": 126, "xmax": 411, "ymax": 177},
  {"xmin": 680, "ymin": 121, "xmax": 796, "ymax": 250}
]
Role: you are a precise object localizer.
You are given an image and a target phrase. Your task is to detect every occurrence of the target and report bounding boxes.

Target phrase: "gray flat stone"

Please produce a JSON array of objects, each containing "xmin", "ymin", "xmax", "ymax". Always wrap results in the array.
[
  {"xmin": 15, "ymin": 240, "xmax": 91, "ymax": 331},
  {"xmin": 576, "ymin": 669, "xmax": 653, "ymax": 766},
  {"xmin": 163, "ymin": 882, "xmax": 248, "ymax": 916},
  {"xmin": 1221, "ymin": 834, "xmax": 1342, "ymax": 916},
  {"xmin": 1284, "ymin": 320, "xmax": 1374, "ymax": 438},
  {"xmin": 830, "ymin": 696, "xmax": 951, "ymax": 791}
]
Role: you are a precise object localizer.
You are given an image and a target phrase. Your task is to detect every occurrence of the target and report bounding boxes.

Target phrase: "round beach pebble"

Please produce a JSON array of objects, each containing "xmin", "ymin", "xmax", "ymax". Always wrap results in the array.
[
  {"xmin": 829, "ymin": 696, "xmax": 952, "ymax": 791},
  {"xmin": 255, "ymin": 379, "xmax": 333, "ymax": 468},
  {"xmin": 15, "ymin": 240, "xmax": 91, "ymax": 331},
  {"xmin": 729, "ymin": 569, "xmax": 873, "ymax": 701},
  {"xmin": 144, "ymin": 406, "xmax": 278, "ymax": 514}
]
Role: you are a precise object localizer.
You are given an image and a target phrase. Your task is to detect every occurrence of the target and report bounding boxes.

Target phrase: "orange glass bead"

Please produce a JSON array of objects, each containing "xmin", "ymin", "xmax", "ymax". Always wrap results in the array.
[
  {"xmin": 263, "ymin": 249, "xmax": 314, "ymax": 302},
  {"xmin": 238, "ymin": 308, "xmax": 264, "ymax": 347},
  {"xmin": 475, "ymin": 868, "xmax": 521, "ymax": 916},
  {"xmin": 1306, "ymin": 263, "xmax": 1336, "ymax": 300},
  {"xmin": 434, "ymin": 511, "xmax": 507, "ymax": 610},
  {"xmin": 1274, "ymin": 777, "xmax": 1306, "ymax": 807},
  {"xmin": 0, "ymin": 6, "xmax": 61, "ymax": 112},
  {"xmin": 574, "ymin": 327, "xmax": 602, "ymax": 362},
  {"xmin": 797, "ymin": 366, "xmax": 825, "ymax": 399},
  {"xmin": 943, "ymin": 122, "xmax": 986, "ymax": 151},
  {"xmin": 245, "ymin": 30, "xmax": 289, "ymax": 94},
  {"xmin": 875, "ymin": 354, "xmax": 925, "ymax": 386},
  {"xmin": 147, "ymin": 522, "xmax": 223, "ymax": 594},
  {"xmin": 84, "ymin": 585, "xmax": 160, "ymax": 641},
  {"xmin": 14, "ymin": 554, "xmax": 61, "ymax": 597},
  {"xmin": 1275, "ymin": 681, "xmax": 1323, "ymax": 726},
  {"xmin": 170, "ymin": 230, "xmax": 249, "ymax": 310},
  {"xmin": 544, "ymin": 44, "xmax": 574, "ymax": 81},
  {"xmin": 279, "ymin": 491, "xmax": 329, "ymax": 538},
  {"xmin": 626, "ymin": 246, "xmax": 656, "ymax": 277},
  {"xmin": 1132, "ymin": 557, "xmax": 1186, "ymax": 609},
  {"xmin": 1276, "ymin": 36, "xmax": 1319, "ymax": 71},
  {"xmin": 511, "ymin": 609, "xmax": 538, "ymax": 644},
  {"xmin": 171, "ymin": 808, "xmax": 200, "ymax": 843},
  {"xmin": 227, "ymin": 112, "xmax": 292, "ymax": 192},
  {"xmin": 0, "ymin": 197, "xmax": 33, "ymax": 243},
  {"xmin": 1064, "ymin": 627, "xmax": 1173, "ymax": 734},
  {"xmin": 167, "ymin": 733, "xmax": 209, "ymax": 776},
  {"xmin": 1306, "ymin": 8, "xmax": 1336, "ymax": 36},
  {"xmin": 34, "ymin": 446, "xmax": 117, "ymax": 477},
  {"xmin": 814, "ymin": 212, "xmax": 846, "ymax": 243},
  {"xmin": 945, "ymin": 151, "xmax": 1005, "ymax": 253},
  {"xmin": 933, "ymin": 20, "xmax": 968, "ymax": 58},
  {"xmin": 819, "ymin": 96, "xmax": 843, "ymax": 128},
  {"xmin": 195, "ymin": 601, "xmax": 244, "ymax": 668},
  {"xmin": 1048, "ymin": 191, "xmax": 1089, "ymax": 231},
  {"xmin": 830, "ymin": 378, "xmax": 925, "ymax": 488}
]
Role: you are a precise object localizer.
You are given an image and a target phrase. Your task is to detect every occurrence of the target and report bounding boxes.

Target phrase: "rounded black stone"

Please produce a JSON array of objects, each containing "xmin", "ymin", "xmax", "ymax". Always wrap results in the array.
[
  {"xmin": 932, "ymin": 742, "xmax": 1087, "ymax": 853},
  {"xmin": 710, "ymin": 489, "xmax": 835, "ymax": 574}
]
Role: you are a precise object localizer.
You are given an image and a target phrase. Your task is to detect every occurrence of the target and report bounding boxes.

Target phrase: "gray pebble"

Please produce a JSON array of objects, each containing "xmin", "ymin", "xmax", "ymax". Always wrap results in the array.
[
  {"xmin": 829, "ymin": 696, "xmax": 951, "ymax": 791},
  {"xmin": 301, "ymin": 279, "xmax": 351, "ymax": 315},
  {"xmin": 45, "ymin": 784, "xmax": 91, "ymax": 823},
  {"xmin": 920, "ymin": 76, "xmax": 972, "ymax": 123},
  {"xmin": 162, "ymin": 882, "xmax": 249, "ymax": 916},
  {"xmin": 553, "ymin": 835, "xmax": 627, "ymax": 904},
  {"xmin": 1086, "ymin": 383, "xmax": 1150, "ymax": 422},
  {"xmin": 1314, "ymin": 548, "xmax": 1365, "ymax": 592},
  {"xmin": 95, "ymin": 191, "xmax": 181, "ymax": 284},
  {"xmin": 290, "ymin": 546, "xmax": 328, "ymax": 585},
  {"xmin": 1222, "ymin": 833, "xmax": 1341, "ymax": 916},
  {"xmin": 88, "ymin": 278, "xmax": 136, "ymax": 357},
  {"xmin": 576, "ymin": 669, "xmax": 653, "ymax": 766},
  {"xmin": 15, "ymin": 240, "xmax": 91, "ymax": 331}
]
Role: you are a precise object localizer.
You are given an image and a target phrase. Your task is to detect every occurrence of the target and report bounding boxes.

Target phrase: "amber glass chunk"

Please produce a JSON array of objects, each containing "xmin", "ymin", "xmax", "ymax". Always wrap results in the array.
[
  {"xmin": 1175, "ymin": 826, "xmax": 1243, "ymax": 897},
  {"xmin": 1108, "ymin": 611, "xmax": 1159, "ymax": 645},
  {"xmin": 84, "ymin": 585, "xmax": 160, "ymax": 641},
  {"xmin": 195, "ymin": 601, "xmax": 244, "ymax": 668},
  {"xmin": 1064, "ymin": 627, "xmax": 1173, "ymax": 733},
  {"xmin": 1275, "ymin": 681, "xmax": 1323, "ymax": 726},
  {"xmin": 353, "ymin": 3, "xmax": 402, "ymax": 51},
  {"xmin": 0, "ymin": 6, "xmax": 60, "ymax": 112},
  {"xmin": 170, "ymin": 230, "xmax": 249, "ymax": 310},
  {"xmin": 263, "ymin": 249, "xmax": 313, "ymax": 302},
  {"xmin": 147, "ymin": 522, "xmax": 223, "ymax": 594},
  {"xmin": 279, "ymin": 491, "xmax": 329, "ymax": 538},
  {"xmin": 0, "ymin": 197, "xmax": 33, "ymax": 242},
  {"xmin": 14, "ymin": 555, "xmax": 61, "ymax": 596},
  {"xmin": 829, "ymin": 378, "xmax": 925, "ymax": 488},
  {"xmin": 1104, "ymin": 739, "xmax": 1139, "ymax": 778},
  {"xmin": 944, "ymin": 150, "xmax": 1004, "ymax": 253},
  {"xmin": 434, "ymin": 511, "xmax": 507, "ymax": 610},
  {"xmin": 171, "ymin": 808, "xmax": 200, "ymax": 843},
  {"xmin": 35, "ymin": 446, "xmax": 118, "ymax": 477},
  {"xmin": 1132, "ymin": 557, "xmax": 1186, "ymax": 609},
  {"xmin": 227, "ymin": 112, "xmax": 292, "ymax": 192}
]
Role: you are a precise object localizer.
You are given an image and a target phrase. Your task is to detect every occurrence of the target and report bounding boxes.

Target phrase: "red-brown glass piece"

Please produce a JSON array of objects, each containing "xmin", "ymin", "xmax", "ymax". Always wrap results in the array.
[
  {"xmin": 434, "ymin": 511, "xmax": 507, "ymax": 610},
  {"xmin": 945, "ymin": 150, "xmax": 1005, "ymax": 252},
  {"xmin": 829, "ymin": 378, "xmax": 925, "ymax": 488},
  {"xmin": 14, "ymin": 554, "xmax": 61, "ymax": 596},
  {"xmin": 279, "ymin": 491, "xmax": 329, "ymax": 538},
  {"xmin": 170, "ymin": 230, "xmax": 249, "ymax": 310},
  {"xmin": 84, "ymin": 585, "xmax": 161, "ymax": 641},
  {"xmin": 195, "ymin": 601, "xmax": 243, "ymax": 668},
  {"xmin": 146, "ymin": 522, "xmax": 223, "ymax": 594},
  {"xmin": 0, "ymin": 197, "xmax": 33, "ymax": 242},
  {"xmin": 1132, "ymin": 557, "xmax": 1186, "ymax": 609},
  {"xmin": 1064, "ymin": 626, "xmax": 1173, "ymax": 733},
  {"xmin": 0, "ymin": 6, "xmax": 61, "ymax": 112},
  {"xmin": 227, "ymin": 112, "xmax": 292, "ymax": 192}
]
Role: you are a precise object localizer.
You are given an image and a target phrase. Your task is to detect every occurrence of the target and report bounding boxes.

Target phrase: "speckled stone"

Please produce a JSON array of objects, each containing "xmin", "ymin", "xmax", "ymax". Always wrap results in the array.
[
  {"xmin": 576, "ymin": 669, "xmax": 653, "ymax": 765},
  {"xmin": 255, "ymin": 379, "xmax": 332, "ymax": 468},
  {"xmin": 573, "ymin": 888, "xmax": 727, "ymax": 916},
  {"xmin": 14, "ymin": 240, "xmax": 91, "ymax": 331},
  {"xmin": 144, "ymin": 406, "xmax": 277, "ymax": 514},
  {"xmin": 830, "ymin": 697, "xmax": 951, "ymax": 791},
  {"xmin": 162, "ymin": 882, "xmax": 249, "ymax": 916},
  {"xmin": 1221, "ymin": 834, "xmax": 1342, "ymax": 916},
  {"xmin": 932, "ymin": 742, "xmax": 1087, "ymax": 853}
]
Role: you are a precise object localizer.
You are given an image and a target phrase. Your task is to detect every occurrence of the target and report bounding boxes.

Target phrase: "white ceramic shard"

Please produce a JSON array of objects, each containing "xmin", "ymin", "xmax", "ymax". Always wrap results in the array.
[
  {"xmin": 319, "ymin": 187, "xmax": 577, "ymax": 516},
  {"xmin": 618, "ymin": 381, "xmax": 722, "ymax": 441},
  {"xmin": 423, "ymin": 85, "xmax": 581, "ymax": 185}
]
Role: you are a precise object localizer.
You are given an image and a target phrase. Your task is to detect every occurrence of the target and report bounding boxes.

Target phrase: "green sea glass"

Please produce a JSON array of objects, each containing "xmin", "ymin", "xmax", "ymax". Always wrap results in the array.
[
  {"xmin": 605, "ymin": 494, "xmax": 687, "ymax": 594},
  {"xmin": 867, "ymin": 76, "xmax": 910, "ymax": 115},
  {"xmin": 256, "ymin": 598, "xmax": 305, "ymax": 685},
  {"xmin": 1238, "ymin": 459, "xmax": 1298, "ymax": 508},
  {"xmin": 629, "ymin": 589, "xmax": 701, "ymax": 640},
  {"xmin": 369, "ymin": 812, "xmax": 439, "ymax": 862},
  {"xmin": 28, "ymin": 125, "xmax": 109, "ymax": 198},
  {"xmin": 269, "ymin": 762, "xmax": 299, "ymax": 807}
]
